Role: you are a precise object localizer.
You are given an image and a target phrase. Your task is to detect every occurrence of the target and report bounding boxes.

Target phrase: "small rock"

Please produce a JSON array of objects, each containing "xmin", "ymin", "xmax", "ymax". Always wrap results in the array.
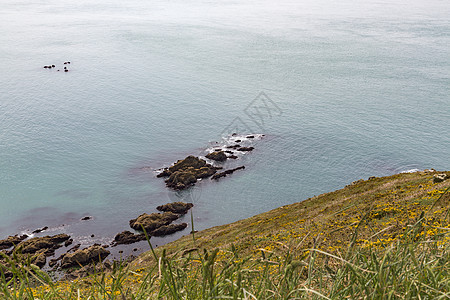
[
  {"xmin": 237, "ymin": 147, "xmax": 254, "ymax": 152},
  {"xmin": 32, "ymin": 226, "xmax": 48, "ymax": 234},
  {"xmin": 206, "ymin": 151, "xmax": 227, "ymax": 162},
  {"xmin": 81, "ymin": 216, "xmax": 92, "ymax": 221},
  {"xmin": 64, "ymin": 239, "xmax": 73, "ymax": 247},
  {"xmin": 433, "ymin": 173, "xmax": 448, "ymax": 183}
]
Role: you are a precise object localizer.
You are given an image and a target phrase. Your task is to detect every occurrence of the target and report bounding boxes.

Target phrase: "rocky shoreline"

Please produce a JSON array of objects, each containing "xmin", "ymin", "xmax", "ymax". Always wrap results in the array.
[
  {"xmin": 0, "ymin": 134, "xmax": 263, "ymax": 280},
  {"xmin": 0, "ymin": 201, "xmax": 194, "ymax": 280}
]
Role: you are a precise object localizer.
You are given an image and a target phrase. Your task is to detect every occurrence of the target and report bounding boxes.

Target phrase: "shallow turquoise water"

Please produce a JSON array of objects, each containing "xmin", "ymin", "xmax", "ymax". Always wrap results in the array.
[{"xmin": 0, "ymin": 0, "xmax": 449, "ymax": 252}]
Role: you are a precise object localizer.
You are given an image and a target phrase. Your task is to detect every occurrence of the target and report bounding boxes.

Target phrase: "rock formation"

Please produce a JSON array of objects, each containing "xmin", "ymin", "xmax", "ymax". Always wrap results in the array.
[
  {"xmin": 157, "ymin": 156, "xmax": 218, "ymax": 190},
  {"xmin": 60, "ymin": 245, "xmax": 110, "ymax": 269},
  {"xmin": 129, "ymin": 212, "xmax": 179, "ymax": 232},
  {"xmin": 156, "ymin": 202, "xmax": 194, "ymax": 215}
]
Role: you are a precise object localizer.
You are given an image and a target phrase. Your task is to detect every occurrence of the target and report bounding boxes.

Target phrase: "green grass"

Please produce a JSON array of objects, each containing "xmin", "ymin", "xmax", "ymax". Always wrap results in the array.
[{"xmin": 1, "ymin": 171, "xmax": 449, "ymax": 299}]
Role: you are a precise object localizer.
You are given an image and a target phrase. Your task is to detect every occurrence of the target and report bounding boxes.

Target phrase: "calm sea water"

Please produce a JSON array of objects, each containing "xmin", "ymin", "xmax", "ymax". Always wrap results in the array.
[{"xmin": 1, "ymin": 0, "xmax": 449, "ymax": 254}]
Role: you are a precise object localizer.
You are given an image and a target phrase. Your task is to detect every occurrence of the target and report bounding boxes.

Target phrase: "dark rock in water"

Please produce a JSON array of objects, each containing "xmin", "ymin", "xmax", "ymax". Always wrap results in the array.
[
  {"xmin": 368, "ymin": 176, "xmax": 376, "ymax": 180},
  {"xmin": 246, "ymin": 135, "xmax": 255, "ymax": 138},
  {"xmin": 206, "ymin": 151, "xmax": 227, "ymax": 162},
  {"xmin": 15, "ymin": 234, "xmax": 70, "ymax": 255},
  {"xmin": 224, "ymin": 150, "xmax": 233, "ymax": 154},
  {"xmin": 112, "ymin": 231, "xmax": 146, "ymax": 246},
  {"xmin": 61, "ymin": 245, "xmax": 110, "ymax": 269},
  {"xmin": 51, "ymin": 65, "xmax": 55, "ymax": 68},
  {"xmin": 90, "ymin": 234, "xmax": 95, "ymax": 238},
  {"xmin": 64, "ymin": 239, "xmax": 73, "ymax": 247},
  {"xmin": 237, "ymin": 147, "xmax": 254, "ymax": 152},
  {"xmin": 43, "ymin": 66, "xmax": 48, "ymax": 68},
  {"xmin": 235, "ymin": 139, "xmax": 242, "ymax": 142},
  {"xmin": 226, "ymin": 144, "xmax": 241, "ymax": 149},
  {"xmin": 129, "ymin": 212, "xmax": 179, "ymax": 232},
  {"xmin": 211, "ymin": 166, "xmax": 245, "ymax": 180},
  {"xmin": 151, "ymin": 223, "xmax": 187, "ymax": 237},
  {"xmin": 228, "ymin": 155, "xmax": 238, "ymax": 159},
  {"xmin": 81, "ymin": 216, "xmax": 92, "ymax": 221},
  {"xmin": 64, "ymin": 69, "xmax": 68, "ymax": 72},
  {"xmin": 0, "ymin": 235, "xmax": 28, "ymax": 250},
  {"xmin": 433, "ymin": 173, "xmax": 448, "ymax": 183},
  {"xmin": 156, "ymin": 202, "xmax": 193, "ymax": 215},
  {"xmin": 32, "ymin": 226, "xmax": 49, "ymax": 234},
  {"xmin": 162, "ymin": 156, "xmax": 217, "ymax": 190}
]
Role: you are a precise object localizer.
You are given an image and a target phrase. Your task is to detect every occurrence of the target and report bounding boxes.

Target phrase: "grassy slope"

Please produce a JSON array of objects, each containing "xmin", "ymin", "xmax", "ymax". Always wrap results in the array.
[{"xmin": 134, "ymin": 171, "xmax": 450, "ymax": 266}]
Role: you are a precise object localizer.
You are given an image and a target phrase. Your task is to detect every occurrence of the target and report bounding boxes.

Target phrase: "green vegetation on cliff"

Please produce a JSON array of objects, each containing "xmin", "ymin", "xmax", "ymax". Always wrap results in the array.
[{"xmin": 1, "ymin": 171, "xmax": 449, "ymax": 299}]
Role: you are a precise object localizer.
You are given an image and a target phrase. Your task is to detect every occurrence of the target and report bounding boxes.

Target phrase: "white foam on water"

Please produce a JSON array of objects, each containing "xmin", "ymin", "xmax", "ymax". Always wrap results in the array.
[{"xmin": 400, "ymin": 169, "xmax": 421, "ymax": 173}]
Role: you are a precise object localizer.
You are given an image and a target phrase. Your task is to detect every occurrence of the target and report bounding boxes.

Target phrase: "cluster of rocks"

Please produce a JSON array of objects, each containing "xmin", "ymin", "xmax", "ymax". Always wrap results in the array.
[
  {"xmin": 0, "ymin": 219, "xmax": 113, "ymax": 280},
  {"xmin": 43, "ymin": 61, "xmax": 71, "ymax": 72},
  {"xmin": 157, "ymin": 138, "xmax": 257, "ymax": 190},
  {"xmin": 112, "ymin": 201, "xmax": 194, "ymax": 246}
]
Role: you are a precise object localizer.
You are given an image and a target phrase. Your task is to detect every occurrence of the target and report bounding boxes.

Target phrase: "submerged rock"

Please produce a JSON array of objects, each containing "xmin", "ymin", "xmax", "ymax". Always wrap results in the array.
[
  {"xmin": 211, "ymin": 166, "xmax": 245, "ymax": 180},
  {"xmin": 61, "ymin": 245, "xmax": 110, "ymax": 269},
  {"xmin": 129, "ymin": 212, "xmax": 179, "ymax": 232},
  {"xmin": 156, "ymin": 202, "xmax": 194, "ymax": 215},
  {"xmin": 205, "ymin": 151, "xmax": 227, "ymax": 162}
]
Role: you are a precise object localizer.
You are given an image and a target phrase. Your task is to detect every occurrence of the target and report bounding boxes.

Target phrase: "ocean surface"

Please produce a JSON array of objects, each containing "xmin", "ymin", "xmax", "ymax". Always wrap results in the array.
[{"xmin": 1, "ymin": 0, "xmax": 449, "ymax": 257}]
